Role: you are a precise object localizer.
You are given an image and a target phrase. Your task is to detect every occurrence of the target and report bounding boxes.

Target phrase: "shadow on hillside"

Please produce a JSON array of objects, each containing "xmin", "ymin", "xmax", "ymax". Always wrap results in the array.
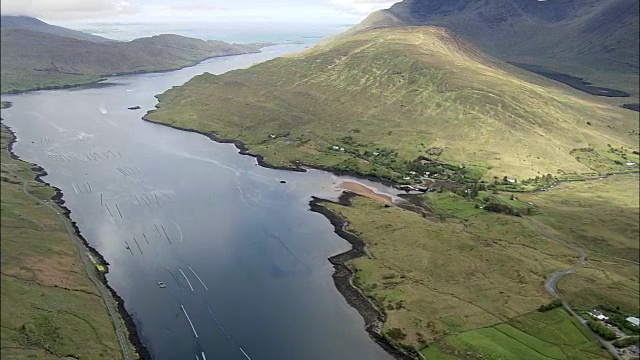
[{"xmin": 509, "ymin": 62, "xmax": 631, "ymax": 98}]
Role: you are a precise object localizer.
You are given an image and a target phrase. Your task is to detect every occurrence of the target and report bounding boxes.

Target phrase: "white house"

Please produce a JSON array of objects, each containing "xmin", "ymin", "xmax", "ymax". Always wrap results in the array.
[
  {"xmin": 626, "ymin": 317, "xmax": 640, "ymax": 327},
  {"xmin": 588, "ymin": 310, "xmax": 609, "ymax": 321}
]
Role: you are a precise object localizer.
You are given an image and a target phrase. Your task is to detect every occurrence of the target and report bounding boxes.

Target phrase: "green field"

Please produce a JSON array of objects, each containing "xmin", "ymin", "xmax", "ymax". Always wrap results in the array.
[
  {"xmin": 320, "ymin": 174, "xmax": 638, "ymax": 353},
  {"xmin": 324, "ymin": 194, "xmax": 578, "ymax": 347},
  {"xmin": 0, "ymin": 122, "xmax": 130, "ymax": 359},
  {"xmin": 422, "ymin": 308, "xmax": 609, "ymax": 359},
  {"xmin": 518, "ymin": 174, "xmax": 640, "ymax": 314}
]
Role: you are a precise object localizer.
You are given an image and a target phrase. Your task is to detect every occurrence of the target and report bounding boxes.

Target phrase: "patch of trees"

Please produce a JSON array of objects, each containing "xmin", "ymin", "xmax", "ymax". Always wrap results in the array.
[
  {"xmin": 0, "ymin": 176, "xmax": 20, "ymax": 184},
  {"xmin": 483, "ymin": 202, "xmax": 521, "ymax": 216},
  {"xmin": 386, "ymin": 328, "xmax": 407, "ymax": 341},
  {"xmin": 538, "ymin": 299, "xmax": 563, "ymax": 312},
  {"xmin": 520, "ymin": 174, "xmax": 555, "ymax": 186},
  {"xmin": 452, "ymin": 183, "xmax": 486, "ymax": 198},
  {"xmin": 587, "ymin": 320, "xmax": 618, "ymax": 341},
  {"xmin": 612, "ymin": 336, "xmax": 640, "ymax": 348},
  {"xmin": 598, "ymin": 305, "xmax": 640, "ymax": 336},
  {"xmin": 406, "ymin": 157, "xmax": 475, "ymax": 182},
  {"xmin": 607, "ymin": 145, "xmax": 628, "ymax": 159}
]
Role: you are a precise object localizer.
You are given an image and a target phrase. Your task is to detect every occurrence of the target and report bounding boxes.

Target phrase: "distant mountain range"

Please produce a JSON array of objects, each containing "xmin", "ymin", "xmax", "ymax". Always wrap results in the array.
[
  {"xmin": 362, "ymin": 0, "xmax": 639, "ymax": 75},
  {"xmin": 1, "ymin": 15, "xmax": 112, "ymax": 43},
  {"xmin": 0, "ymin": 16, "xmax": 260, "ymax": 93}
]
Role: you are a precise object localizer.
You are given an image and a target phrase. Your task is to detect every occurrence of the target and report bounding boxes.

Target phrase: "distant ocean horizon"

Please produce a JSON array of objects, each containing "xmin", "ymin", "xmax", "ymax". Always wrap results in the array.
[{"xmin": 57, "ymin": 20, "xmax": 356, "ymax": 44}]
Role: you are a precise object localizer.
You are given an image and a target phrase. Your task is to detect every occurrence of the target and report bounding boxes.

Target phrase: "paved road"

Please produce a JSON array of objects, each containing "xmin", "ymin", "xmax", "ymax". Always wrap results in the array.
[
  {"xmin": 1, "ymin": 163, "xmax": 133, "ymax": 360},
  {"xmin": 491, "ymin": 193, "xmax": 622, "ymax": 360}
]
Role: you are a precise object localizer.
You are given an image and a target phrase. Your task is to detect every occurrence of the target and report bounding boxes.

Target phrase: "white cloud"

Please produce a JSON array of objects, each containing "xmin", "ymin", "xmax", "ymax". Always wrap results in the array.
[
  {"xmin": 0, "ymin": 0, "xmax": 394, "ymax": 23},
  {"xmin": 330, "ymin": 0, "xmax": 396, "ymax": 15},
  {"xmin": 1, "ymin": 0, "xmax": 137, "ymax": 20}
]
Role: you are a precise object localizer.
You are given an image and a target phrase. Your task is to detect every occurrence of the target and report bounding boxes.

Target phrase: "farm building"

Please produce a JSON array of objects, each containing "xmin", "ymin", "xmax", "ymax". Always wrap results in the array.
[
  {"xmin": 626, "ymin": 317, "xmax": 640, "ymax": 327},
  {"xmin": 588, "ymin": 310, "xmax": 609, "ymax": 321}
]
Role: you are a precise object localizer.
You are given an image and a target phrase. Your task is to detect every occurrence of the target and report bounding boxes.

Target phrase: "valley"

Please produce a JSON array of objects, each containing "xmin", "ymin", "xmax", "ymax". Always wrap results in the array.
[
  {"xmin": 144, "ymin": 2, "xmax": 639, "ymax": 358},
  {"xmin": 1, "ymin": 1, "xmax": 638, "ymax": 359}
]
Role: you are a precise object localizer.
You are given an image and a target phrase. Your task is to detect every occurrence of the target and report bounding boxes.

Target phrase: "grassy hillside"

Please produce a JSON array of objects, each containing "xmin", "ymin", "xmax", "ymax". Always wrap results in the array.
[
  {"xmin": 0, "ymin": 121, "xmax": 131, "ymax": 358},
  {"xmin": 518, "ymin": 174, "xmax": 640, "ymax": 314},
  {"xmin": 146, "ymin": 26, "xmax": 639, "ymax": 182},
  {"xmin": 321, "ymin": 174, "xmax": 637, "ymax": 354},
  {"xmin": 0, "ymin": 28, "xmax": 259, "ymax": 93},
  {"xmin": 323, "ymin": 195, "xmax": 576, "ymax": 345}
]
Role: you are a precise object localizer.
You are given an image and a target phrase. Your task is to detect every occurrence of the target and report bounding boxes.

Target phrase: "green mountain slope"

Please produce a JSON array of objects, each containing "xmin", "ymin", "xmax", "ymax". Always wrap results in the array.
[
  {"xmin": 1, "ymin": 15, "xmax": 111, "ymax": 43},
  {"xmin": 146, "ymin": 26, "xmax": 639, "ymax": 182},
  {"xmin": 1, "ymin": 22, "xmax": 260, "ymax": 93}
]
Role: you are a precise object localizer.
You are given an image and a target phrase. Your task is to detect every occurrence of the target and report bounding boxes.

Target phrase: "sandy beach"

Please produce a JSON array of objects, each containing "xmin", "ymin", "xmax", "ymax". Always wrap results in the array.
[{"xmin": 338, "ymin": 181, "xmax": 395, "ymax": 206}]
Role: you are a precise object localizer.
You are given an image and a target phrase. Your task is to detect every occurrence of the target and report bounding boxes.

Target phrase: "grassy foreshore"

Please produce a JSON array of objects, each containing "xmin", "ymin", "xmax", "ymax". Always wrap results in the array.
[
  {"xmin": 315, "ymin": 174, "xmax": 637, "ymax": 358},
  {"xmin": 0, "ymin": 104, "xmax": 143, "ymax": 358}
]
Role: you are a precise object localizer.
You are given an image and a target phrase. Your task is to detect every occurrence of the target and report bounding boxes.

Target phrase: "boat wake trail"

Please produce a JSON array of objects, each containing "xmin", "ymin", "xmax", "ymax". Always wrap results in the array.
[
  {"xmin": 166, "ymin": 268, "xmax": 184, "ymax": 291},
  {"xmin": 188, "ymin": 266, "xmax": 208, "ymax": 290},
  {"xmin": 181, "ymin": 305, "xmax": 198, "ymax": 338},
  {"xmin": 173, "ymin": 221, "xmax": 183, "ymax": 243},
  {"xmin": 239, "ymin": 347, "xmax": 252, "ymax": 360},
  {"xmin": 178, "ymin": 268, "xmax": 195, "ymax": 292},
  {"xmin": 264, "ymin": 228, "xmax": 308, "ymax": 268},
  {"xmin": 206, "ymin": 304, "xmax": 252, "ymax": 360},
  {"xmin": 206, "ymin": 304, "xmax": 231, "ymax": 340}
]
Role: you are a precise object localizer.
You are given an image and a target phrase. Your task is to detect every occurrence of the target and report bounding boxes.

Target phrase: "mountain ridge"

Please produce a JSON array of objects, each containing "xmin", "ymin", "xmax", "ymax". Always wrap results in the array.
[
  {"xmin": 0, "ymin": 17, "xmax": 261, "ymax": 93},
  {"xmin": 1, "ymin": 15, "xmax": 111, "ymax": 43},
  {"xmin": 379, "ymin": 0, "xmax": 639, "ymax": 74},
  {"xmin": 347, "ymin": 0, "xmax": 639, "ymax": 104}
]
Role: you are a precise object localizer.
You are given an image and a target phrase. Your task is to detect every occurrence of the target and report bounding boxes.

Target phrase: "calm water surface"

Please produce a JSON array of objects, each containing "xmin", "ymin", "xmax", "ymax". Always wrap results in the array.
[{"xmin": 2, "ymin": 44, "xmax": 395, "ymax": 360}]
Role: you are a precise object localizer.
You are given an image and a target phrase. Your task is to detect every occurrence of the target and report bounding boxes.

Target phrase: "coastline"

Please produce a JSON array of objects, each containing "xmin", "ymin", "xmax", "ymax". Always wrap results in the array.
[
  {"xmin": 140, "ymin": 115, "xmax": 422, "ymax": 359},
  {"xmin": 1, "ymin": 119, "xmax": 150, "ymax": 360},
  {"xmin": 141, "ymin": 114, "xmax": 403, "ymax": 188},
  {"xmin": 0, "ymin": 48, "xmax": 261, "ymax": 96},
  {"xmin": 309, "ymin": 194, "xmax": 420, "ymax": 360}
]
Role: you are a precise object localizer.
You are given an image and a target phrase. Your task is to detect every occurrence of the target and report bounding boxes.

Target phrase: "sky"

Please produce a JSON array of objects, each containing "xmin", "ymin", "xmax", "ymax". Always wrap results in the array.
[{"xmin": 0, "ymin": 0, "xmax": 397, "ymax": 24}]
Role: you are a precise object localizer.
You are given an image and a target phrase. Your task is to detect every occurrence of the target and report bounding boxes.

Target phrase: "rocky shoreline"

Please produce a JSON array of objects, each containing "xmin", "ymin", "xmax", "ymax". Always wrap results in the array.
[
  {"xmin": 310, "ymin": 194, "xmax": 420, "ymax": 360},
  {"xmin": 142, "ymin": 114, "xmax": 403, "ymax": 188},
  {"xmin": 140, "ymin": 115, "xmax": 421, "ymax": 360},
  {"xmin": 2, "ymin": 120, "xmax": 150, "ymax": 360}
]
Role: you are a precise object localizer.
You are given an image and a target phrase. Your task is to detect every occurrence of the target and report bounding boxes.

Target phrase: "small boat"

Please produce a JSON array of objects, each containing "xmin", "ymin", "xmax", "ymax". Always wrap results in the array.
[
  {"xmin": 125, "ymin": 244, "xmax": 130, "ymax": 250},
  {"xmin": 157, "ymin": 281, "xmax": 166, "ymax": 288}
]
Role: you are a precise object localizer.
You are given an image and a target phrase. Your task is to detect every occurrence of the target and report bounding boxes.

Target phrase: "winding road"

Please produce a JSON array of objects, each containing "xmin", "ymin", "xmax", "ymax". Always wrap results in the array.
[
  {"xmin": 491, "ymin": 193, "xmax": 622, "ymax": 360},
  {"xmin": 1, "ymin": 163, "xmax": 134, "ymax": 360}
]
